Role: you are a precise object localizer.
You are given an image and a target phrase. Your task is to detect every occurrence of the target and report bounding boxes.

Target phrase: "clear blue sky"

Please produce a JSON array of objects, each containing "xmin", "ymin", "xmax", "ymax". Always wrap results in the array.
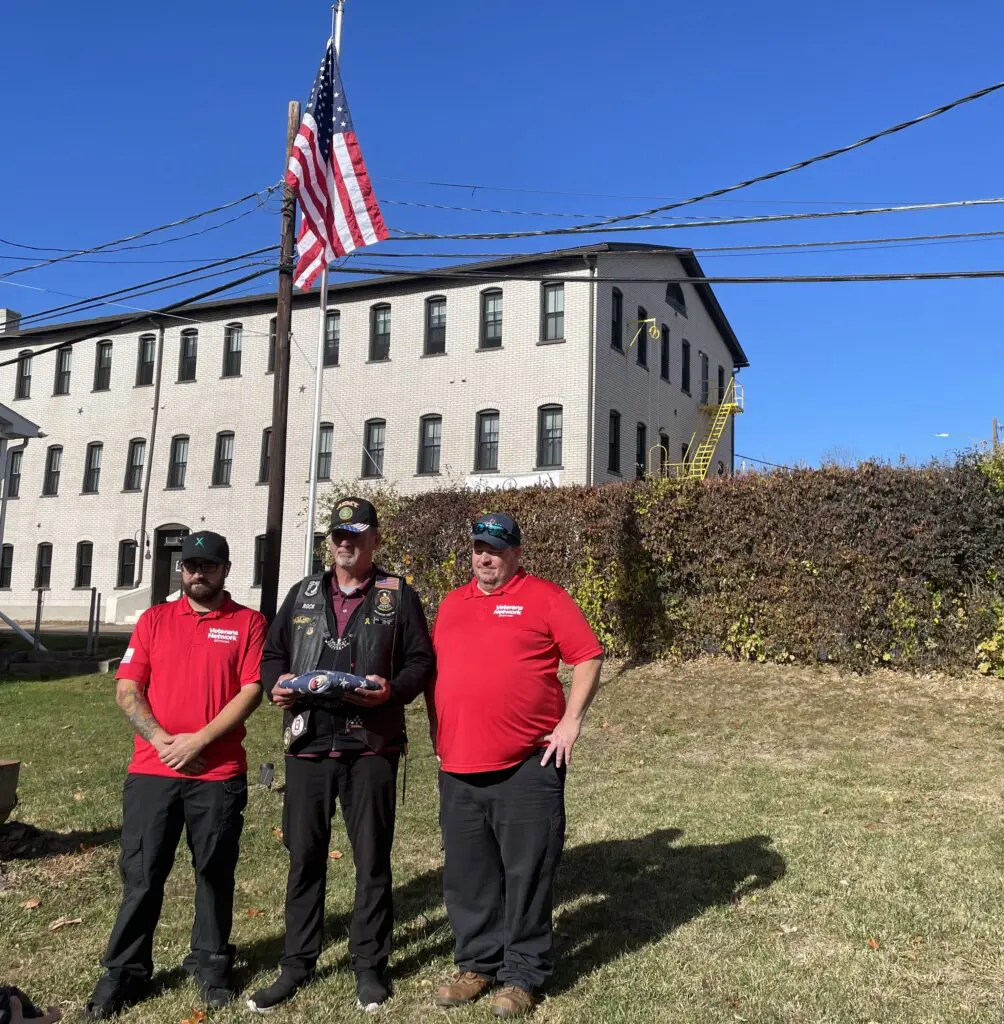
[{"xmin": 2, "ymin": 0, "xmax": 1003, "ymax": 468}]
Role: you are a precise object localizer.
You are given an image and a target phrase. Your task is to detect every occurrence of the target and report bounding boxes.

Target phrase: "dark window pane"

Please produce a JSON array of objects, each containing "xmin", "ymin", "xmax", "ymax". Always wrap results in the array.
[
  {"xmin": 94, "ymin": 341, "xmax": 113, "ymax": 391},
  {"xmin": 54, "ymin": 347, "xmax": 72, "ymax": 395},
  {"xmin": 317, "ymin": 424, "xmax": 333, "ymax": 480},
  {"xmin": 253, "ymin": 535, "xmax": 266, "ymax": 586},
  {"xmin": 83, "ymin": 442, "xmax": 102, "ymax": 494},
  {"xmin": 223, "ymin": 324, "xmax": 243, "ymax": 377},
  {"xmin": 136, "ymin": 335, "xmax": 156, "ymax": 386},
  {"xmin": 311, "ymin": 533, "xmax": 325, "ymax": 575},
  {"xmin": 481, "ymin": 291, "xmax": 502, "ymax": 348},
  {"xmin": 362, "ymin": 420, "xmax": 385, "ymax": 477},
  {"xmin": 0, "ymin": 545, "xmax": 13, "ymax": 589},
  {"xmin": 75, "ymin": 541, "xmax": 93, "ymax": 588},
  {"xmin": 700, "ymin": 353, "xmax": 709, "ymax": 405},
  {"xmin": 179, "ymin": 330, "xmax": 198, "ymax": 382},
  {"xmin": 42, "ymin": 447, "xmax": 61, "ymax": 496},
  {"xmin": 635, "ymin": 423, "xmax": 647, "ymax": 479},
  {"xmin": 611, "ymin": 289, "xmax": 623, "ymax": 350},
  {"xmin": 267, "ymin": 318, "xmax": 276, "ymax": 374},
  {"xmin": 718, "ymin": 365, "xmax": 726, "ymax": 403},
  {"xmin": 212, "ymin": 432, "xmax": 234, "ymax": 486},
  {"xmin": 34, "ymin": 543, "xmax": 52, "ymax": 590},
  {"xmin": 125, "ymin": 439, "xmax": 145, "ymax": 491},
  {"xmin": 7, "ymin": 450, "xmax": 22, "ymax": 499},
  {"xmin": 324, "ymin": 311, "xmax": 340, "ymax": 367},
  {"xmin": 168, "ymin": 436, "xmax": 188, "ymax": 488},
  {"xmin": 660, "ymin": 326, "xmax": 670, "ymax": 380},
  {"xmin": 370, "ymin": 306, "xmax": 391, "ymax": 361},
  {"xmin": 608, "ymin": 411, "xmax": 620, "ymax": 473},
  {"xmin": 475, "ymin": 411, "xmax": 499, "ymax": 472},
  {"xmin": 542, "ymin": 283, "xmax": 564, "ymax": 341},
  {"xmin": 681, "ymin": 340, "xmax": 691, "ymax": 393},
  {"xmin": 117, "ymin": 540, "xmax": 137, "ymax": 588},
  {"xmin": 15, "ymin": 352, "xmax": 32, "ymax": 400},
  {"xmin": 426, "ymin": 298, "xmax": 446, "ymax": 355},
  {"xmin": 259, "ymin": 428, "xmax": 272, "ymax": 484},
  {"xmin": 537, "ymin": 406, "xmax": 562, "ymax": 468},
  {"xmin": 419, "ymin": 416, "xmax": 442, "ymax": 474},
  {"xmin": 636, "ymin": 307, "xmax": 648, "ymax": 366}
]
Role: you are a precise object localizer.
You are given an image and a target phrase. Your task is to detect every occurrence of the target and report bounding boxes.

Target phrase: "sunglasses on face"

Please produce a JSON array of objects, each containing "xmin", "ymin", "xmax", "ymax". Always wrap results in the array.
[
  {"xmin": 182, "ymin": 560, "xmax": 222, "ymax": 575},
  {"xmin": 472, "ymin": 522, "xmax": 517, "ymax": 544}
]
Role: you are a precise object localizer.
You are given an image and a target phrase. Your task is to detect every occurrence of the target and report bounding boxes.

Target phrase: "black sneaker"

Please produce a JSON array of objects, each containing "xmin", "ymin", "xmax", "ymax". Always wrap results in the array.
[
  {"xmin": 355, "ymin": 969, "xmax": 391, "ymax": 1013},
  {"xmin": 197, "ymin": 978, "xmax": 237, "ymax": 1010},
  {"xmin": 82, "ymin": 972, "xmax": 148, "ymax": 1020},
  {"xmin": 246, "ymin": 971, "xmax": 313, "ymax": 1015}
]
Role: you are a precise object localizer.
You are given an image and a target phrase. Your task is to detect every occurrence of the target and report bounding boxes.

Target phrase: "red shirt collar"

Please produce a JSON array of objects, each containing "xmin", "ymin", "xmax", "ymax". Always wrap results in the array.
[
  {"xmin": 177, "ymin": 593, "xmax": 237, "ymax": 619},
  {"xmin": 464, "ymin": 568, "xmax": 528, "ymax": 599}
]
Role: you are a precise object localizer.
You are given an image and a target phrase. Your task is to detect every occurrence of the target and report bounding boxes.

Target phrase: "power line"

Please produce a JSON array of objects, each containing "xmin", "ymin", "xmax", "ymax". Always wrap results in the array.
[
  {"xmin": 0, "ymin": 267, "xmax": 275, "ymax": 368},
  {"xmin": 334, "ymin": 263, "xmax": 1004, "ymax": 285},
  {"xmin": 388, "ymin": 196, "xmax": 1004, "ymax": 241},
  {"xmin": 0, "ymin": 183, "xmax": 280, "ymax": 281},
  {"xmin": 736, "ymin": 454, "xmax": 792, "ymax": 470},
  {"xmin": 0, "ymin": 249, "xmax": 278, "ymax": 266},
  {"xmin": 569, "ymin": 78, "xmax": 1004, "ymax": 232},
  {"xmin": 8, "ymin": 247, "xmax": 278, "ymax": 330}
]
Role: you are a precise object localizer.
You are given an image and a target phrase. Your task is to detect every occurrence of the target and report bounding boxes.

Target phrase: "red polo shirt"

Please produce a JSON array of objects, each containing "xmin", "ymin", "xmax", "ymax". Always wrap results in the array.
[
  {"xmin": 116, "ymin": 594, "xmax": 266, "ymax": 781},
  {"xmin": 432, "ymin": 570, "xmax": 603, "ymax": 773}
]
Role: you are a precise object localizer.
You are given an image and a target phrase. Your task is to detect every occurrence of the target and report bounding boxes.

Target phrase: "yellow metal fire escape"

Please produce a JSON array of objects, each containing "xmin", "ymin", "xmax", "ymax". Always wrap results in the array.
[{"xmin": 655, "ymin": 377, "xmax": 744, "ymax": 480}]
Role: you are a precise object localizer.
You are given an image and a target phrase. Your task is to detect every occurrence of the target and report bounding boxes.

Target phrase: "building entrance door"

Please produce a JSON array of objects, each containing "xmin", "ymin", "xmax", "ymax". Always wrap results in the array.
[{"xmin": 152, "ymin": 525, "xmax": 189, "ymax": 604}]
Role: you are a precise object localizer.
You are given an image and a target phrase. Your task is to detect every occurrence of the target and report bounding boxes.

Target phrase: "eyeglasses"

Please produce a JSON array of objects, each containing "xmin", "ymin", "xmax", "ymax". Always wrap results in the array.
[
  {"xmin": 472, "ymin": 521, "xmax": 517, "ymax": 544},
  {"xmin": 182, "ymin": 560, "xmax": 222, "ymax": 575}
]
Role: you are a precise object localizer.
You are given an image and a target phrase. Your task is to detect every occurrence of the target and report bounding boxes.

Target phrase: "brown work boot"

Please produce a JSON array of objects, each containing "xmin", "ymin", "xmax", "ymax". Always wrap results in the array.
[
  {"xmin": 434, "ymin": 971, "xmax": 494, "ymax": 1008},
  {"xmin": 490, "ymin": 985, "xmax": 536, "ymax": 1018}
]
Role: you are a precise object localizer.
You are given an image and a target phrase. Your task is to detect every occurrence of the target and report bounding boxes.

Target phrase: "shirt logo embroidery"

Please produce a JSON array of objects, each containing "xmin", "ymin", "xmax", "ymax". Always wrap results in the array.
[
  {"xmin": 493, "ymin": 604, "xmax": 524, "ymax": 618},
  {"xmin": 207, "ymin": 627, "xmax": 239, "ymax": 644}
]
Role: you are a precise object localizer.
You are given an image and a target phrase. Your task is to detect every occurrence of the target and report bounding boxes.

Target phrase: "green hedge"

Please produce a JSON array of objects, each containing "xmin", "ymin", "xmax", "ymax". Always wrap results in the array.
[{"xmin": 320, "ymin": 457, "xmax": 1004, "ymax": 675}]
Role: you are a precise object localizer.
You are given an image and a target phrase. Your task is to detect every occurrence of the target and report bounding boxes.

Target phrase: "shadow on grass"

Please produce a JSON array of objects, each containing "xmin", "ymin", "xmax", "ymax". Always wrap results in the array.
[
  {"xmin": 549, "ymin": 829, "xmax": 786, "ymax": 993},
  {"xmin": 236, "ymin": 828, "xmax": 785, "ymax": 994},
  {"xmin": 0, "ymin": 821, "xmax": 122, "ymax": 860}
]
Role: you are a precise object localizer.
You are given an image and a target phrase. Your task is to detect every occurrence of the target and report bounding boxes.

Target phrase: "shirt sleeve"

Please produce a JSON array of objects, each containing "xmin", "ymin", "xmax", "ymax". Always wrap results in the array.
[
  {"xmin": 239, "ymin": 612, "xmax": 267, "ymax": 687},
  {"xmin": 547, "ymin": 586, "xmax": 604, "ymax": 666},
  {"xmin": 115, "ymin": 610, "xmax": 153, "ymax": 689}
]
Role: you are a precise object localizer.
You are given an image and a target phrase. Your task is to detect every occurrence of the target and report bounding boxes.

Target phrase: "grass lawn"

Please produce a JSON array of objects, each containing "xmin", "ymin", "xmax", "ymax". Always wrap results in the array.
[{"xmin": 1, "ymin": 661, "xmax": 1004, "ymax": 1023}]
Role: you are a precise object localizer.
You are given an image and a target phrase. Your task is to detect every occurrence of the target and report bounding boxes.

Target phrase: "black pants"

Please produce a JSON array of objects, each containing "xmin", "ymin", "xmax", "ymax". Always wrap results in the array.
[
  {"xmin": 439, "ymin": 755, "xmax": 566, "ymax": 993},
  {"xmin": 101, "ymin": 772, "xmax": 248, "ymax": 984},
  {"xmin": 280, "ymin": 753, "xmax": 399, "ymax": 976}
]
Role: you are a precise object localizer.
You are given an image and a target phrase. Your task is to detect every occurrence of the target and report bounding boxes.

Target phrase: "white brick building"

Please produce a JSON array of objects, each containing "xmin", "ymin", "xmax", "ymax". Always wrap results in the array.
[{"xmin": 0, "ymin": 243, "xmax": 747, "ymax": 623}]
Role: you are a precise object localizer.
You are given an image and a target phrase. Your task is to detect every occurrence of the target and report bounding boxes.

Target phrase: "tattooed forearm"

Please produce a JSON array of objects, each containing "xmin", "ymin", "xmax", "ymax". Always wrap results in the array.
[{"xmin": 115, "ymin": 681, "xmax": 163, "ymax": 743}]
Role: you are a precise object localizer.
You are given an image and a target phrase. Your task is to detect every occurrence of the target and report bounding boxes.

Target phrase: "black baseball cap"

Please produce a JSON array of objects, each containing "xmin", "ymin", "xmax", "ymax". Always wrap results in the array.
[
  {"xmin": 181, "ymin": 531, "xmax": 230, "ymax": 564},
  {"xmin": 471, "ymin": 512, "xmax": 522, "ymax": 550},
  {"xmin": 331, "ymin": 496, "xmax": 379, "ymax": 534}
]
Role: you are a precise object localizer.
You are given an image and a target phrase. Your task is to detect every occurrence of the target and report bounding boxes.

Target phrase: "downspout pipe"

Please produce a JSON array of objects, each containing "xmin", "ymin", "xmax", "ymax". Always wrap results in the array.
[{"xmin": 134, "ymin": 322, "xmax": 165, "ymax": 588}]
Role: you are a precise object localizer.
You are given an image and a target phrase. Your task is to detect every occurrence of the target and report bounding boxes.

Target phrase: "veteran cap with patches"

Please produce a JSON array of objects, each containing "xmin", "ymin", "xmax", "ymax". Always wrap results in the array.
[{"xmin": 331, "ymin": 497, "xmax": 379, "ymax": 534}]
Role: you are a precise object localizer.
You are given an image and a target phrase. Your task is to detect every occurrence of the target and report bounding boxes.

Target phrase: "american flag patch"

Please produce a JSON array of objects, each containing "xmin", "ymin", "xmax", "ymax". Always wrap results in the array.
[{"xmin": 375, "ymin": 577, "xmax": 400, "ymax": 591}]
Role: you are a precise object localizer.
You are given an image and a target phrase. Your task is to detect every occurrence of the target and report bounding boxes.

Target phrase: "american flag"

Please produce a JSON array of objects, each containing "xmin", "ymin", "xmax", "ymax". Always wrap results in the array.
[{"xmin": 285, "ymin": 40, "xmax": 388, "ymax": 289}]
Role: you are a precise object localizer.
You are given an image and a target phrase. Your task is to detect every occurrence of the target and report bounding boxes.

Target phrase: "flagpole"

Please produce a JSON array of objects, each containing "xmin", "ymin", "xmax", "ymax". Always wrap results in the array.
[{"xmin": 304, "ymin": 0, "xmax": 345, "ymax": 576}]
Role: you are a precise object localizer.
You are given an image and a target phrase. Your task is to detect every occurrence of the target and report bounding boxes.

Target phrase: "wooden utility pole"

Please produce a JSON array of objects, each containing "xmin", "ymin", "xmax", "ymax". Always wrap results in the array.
[
  {"xmin": 993, "ymin": 416, "xmax": 1000, "ymax": 452},
  {"xmin": 261, "ymin": 100, "xmax": 301, "ymax": 623}
]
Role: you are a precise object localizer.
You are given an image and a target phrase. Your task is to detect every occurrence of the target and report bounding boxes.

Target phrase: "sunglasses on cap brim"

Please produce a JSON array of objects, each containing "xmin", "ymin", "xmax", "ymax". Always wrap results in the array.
[{"xmin": 472, "ymin": 522, "xmax": 518, "ymax": 545}]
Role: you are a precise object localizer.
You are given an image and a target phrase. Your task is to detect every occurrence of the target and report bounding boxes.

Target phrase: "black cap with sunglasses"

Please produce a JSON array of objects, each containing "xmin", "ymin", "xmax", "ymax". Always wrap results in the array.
[
  {"xmin": 471, "ymin": 513, "xmax": 522, "ymax": 550},
  {"xmin": 180, "ymin": 531, "xmax": 230, "ymax": 566}
]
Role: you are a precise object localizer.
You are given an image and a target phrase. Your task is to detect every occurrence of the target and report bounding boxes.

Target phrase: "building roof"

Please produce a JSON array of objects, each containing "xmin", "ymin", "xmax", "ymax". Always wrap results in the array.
[
  {"xmin": 0, "ymin": 242, "xmax": 748, "ymax": 367},
  {"xmin": 0, "ymin": 403, "xmax": 41, "ymax": 440}
]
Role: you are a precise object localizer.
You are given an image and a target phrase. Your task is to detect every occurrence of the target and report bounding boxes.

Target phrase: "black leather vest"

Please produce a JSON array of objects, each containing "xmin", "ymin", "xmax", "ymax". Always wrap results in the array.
[{"xmin": 282, "ymin": 570, "xmax": 404, "ymax": 756}]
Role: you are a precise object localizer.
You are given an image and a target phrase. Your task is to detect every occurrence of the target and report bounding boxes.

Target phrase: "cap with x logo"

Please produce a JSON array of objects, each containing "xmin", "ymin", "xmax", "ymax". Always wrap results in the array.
[{"xmin": 180, "ymin": 531, "xmax": 230, "ymax": 565}]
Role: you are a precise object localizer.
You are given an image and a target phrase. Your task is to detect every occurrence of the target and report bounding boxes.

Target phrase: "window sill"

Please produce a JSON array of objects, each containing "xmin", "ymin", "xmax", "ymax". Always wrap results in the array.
[
  {"xmin": 209, "ymin": 483, "xmax": 232, "ymax": 489},
  {"xmin": 414, "ymin": 471, "xmax": 441, "ymax": 478},
  {"xmin": 681, "ymin": 389, "xmax": 692, "ymax": 397},
  {"xmin": 114, "ymin": 585, "xmax": 137, "ymax": 591},
  {"xmin": 52, "ymin": 392, "xmax": 70, "ymax": 398},
  {"xmin": 610, "ymin": 345, "xmax": 625, "ymax": 355},
  {"xmin": 40, "ymin": 493, "xmax": 59, "ymax": 498},
  {"xmin": 473, "ymin": 468, "xmax": 499, "ymax": 474},
  {"xmin": 359, "ymin": 475, "xmax": 384, "ymax": 481},
  {"xmin": 91, "ymin": 387, "xmax": 111, "ymax": 394},
  {"xmin": 668, "ymin": 302, "xmax": 688, "ymax": 317},
  {"xmin": 321, "ymin": 362, "xmax": 340, "ymax": 370},
  {"xmin": 121, "ymin": 488, "xmax": 141, "ymax": 494},
  {"xmin": 660, "ymin": 374, "xmax": 670, "ymax": 383},
  {"xmin": 536, "ymin": 338, "xmax": 566, "ymax": 346},
  {"xmin": 533, "ymin": 465, "xmax": 564, "ymax": 472},
  {"xmin": 72, "ymin": 585, "xmax": 93, "ymax": 591},
  {"xmin": 134, "ymin": 382, "xmax": 154, "ymax": 389},
  {"xmin": 421, "ymin": 351, "xmax": 447, "ymax": 359},
  {"xmin": 607, "ymin": 469, "xmax": 622, "ymax": 477},
  {"xmin": 176, "ymin": 378, "xmax": 197, "ymax": 385},
  {"xmin": 164, "ymin": 485, "xmax": 186, "ymax": 491},
  {"xmin": 80, "ymin": 491, "xmax": 99, "ymax": 497},
  {"xmin": 220, "ymin": 374, "xmax": 242, "ymax": 380},
  {"xmin": 477, "ymin": 345, "xmax": 503, "ymax": 352},
  {"xmin": 366, "ymin": 358, "xmax": 391, "ymax": 364},
  {"xmin": 12, "ymin": 396, "xmax": 30, "ymax": 402}
]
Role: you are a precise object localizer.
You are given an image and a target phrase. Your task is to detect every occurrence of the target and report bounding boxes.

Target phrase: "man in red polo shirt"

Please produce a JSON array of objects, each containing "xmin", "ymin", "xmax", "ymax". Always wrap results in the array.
[
  {"xmin": 431, "ymin": 513, "xmax": 603, "ymax": 1019},
  {"xmin": 83, "ymin": 531, "xmax": 265, "ymax": 1020}
]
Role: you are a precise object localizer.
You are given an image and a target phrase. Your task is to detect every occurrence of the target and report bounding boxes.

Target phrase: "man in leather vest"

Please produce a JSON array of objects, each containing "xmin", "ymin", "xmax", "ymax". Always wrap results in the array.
[{"xmin": 247, "ymin": 497, "xmax": 434, "ymax": 1015}]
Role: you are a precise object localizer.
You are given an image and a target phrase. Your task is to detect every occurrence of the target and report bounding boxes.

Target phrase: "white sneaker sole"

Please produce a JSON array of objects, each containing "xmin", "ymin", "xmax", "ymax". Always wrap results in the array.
[
  {"xmin": 246, "ymin": 998, "xmax": 279, "ymax": 1016},
  {"xmin": 357, "ymin": 999, "xmax": 384, "ymax": 1013}
]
